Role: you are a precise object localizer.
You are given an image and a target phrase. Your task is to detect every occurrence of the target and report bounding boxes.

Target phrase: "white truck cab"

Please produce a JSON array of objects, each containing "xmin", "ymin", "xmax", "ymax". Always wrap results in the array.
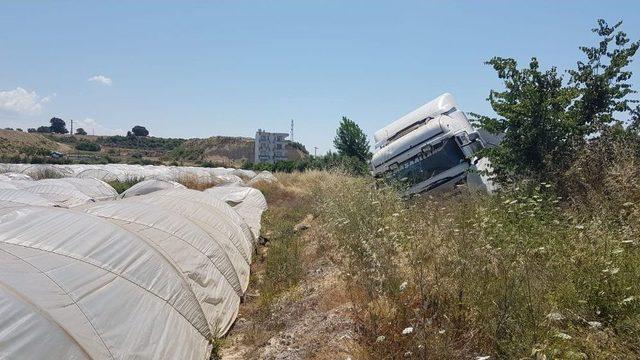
[{"xmin": 370, "ymin": 93, "xmax": 485, "ymax": 194}]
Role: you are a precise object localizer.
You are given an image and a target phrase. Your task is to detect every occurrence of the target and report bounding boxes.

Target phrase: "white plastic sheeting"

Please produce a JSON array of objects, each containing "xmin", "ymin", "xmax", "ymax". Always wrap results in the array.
[
  {"xmin": 248, "ymin": 170, "xmax": 278, "ymax": 185},
  {"xmin": 0, "ymin": 206, "xmax": 211, "ymax": 359},
  {"xmin": 0, "ymin": 164, "xmax": 277, "ymax": 187},
  {"xmin": 129, "ymin": 188, "xmax": 255, "ymax": 262},
  {"xmin": 0, "ymin": 171, "xmax": 269, "ymax": 359},
  {"xmin": 121, "ymin": 179, "xmax": 185, "ymax": 198},
  {"xmin": 0, "ymin": 178, "xmax": 118, "ymax": 207},
  {"xmin": 0, "ymin": 189, "xmax": 56, "ymax": 208},
  {"xmin": 0, "ymin": 172, "xmax": 32, "ymax": 181},
  {"xmin": 206, "ymin": 185, "xmax": 268, "ymax": 239}
]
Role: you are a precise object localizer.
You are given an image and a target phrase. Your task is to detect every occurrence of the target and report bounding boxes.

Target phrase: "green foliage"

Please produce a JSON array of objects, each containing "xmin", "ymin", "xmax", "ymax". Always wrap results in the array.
[
  {"xmin": 568, "ymin": 20, "xmax": 639, "ymax": 136},
  {"xmin": 75, "ymin": 128, "xmax": 87, "ymax": 135},
  {"xmin": 333, "ymin": 116, "xmax": 371, "ymax": 162},
  {"xmin": 75, "ymin": 141, "xmax": 101, "ymax": 152},
  {"xmin": 22, "ymin": 146, "xmax": 51, "ymax": 156},
  {"xmin": 243, "ymin": 152, "xmax": 369, "ymax": 175},
  {"xmin": 108, "ymin": 177, "xmax": 143, "ymax": 194},
  {"xmin": 471, "ymin": 57, "xmax": 577, "ymax": 182},
  {"xmin": 96, "ymin": 135, "xmax": 185, "ymax": 150},
  {"xmin": 473, "ymin": 19, "xmax": 639, "ymax": 186},
  {"xmin": 36, "ymin": 126, "xmax": 51, "ymax": 133},
  {"xmin": 49, "ymin": 117, "xmax": 68, "ymax": 134},
  {"xmin": 169, "ymin": 146, "xmax": 201, "ymax": 161}
]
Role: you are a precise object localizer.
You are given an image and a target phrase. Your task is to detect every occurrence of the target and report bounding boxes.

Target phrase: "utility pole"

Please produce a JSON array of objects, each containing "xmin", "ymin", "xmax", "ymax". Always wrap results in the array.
[
  {"xmin": 314, "ymin": 146, "xmax": 318, "ymax": 157},
  {"xmin": 70, "ymin": 119, "xmax": 73, "ymax": 136}
]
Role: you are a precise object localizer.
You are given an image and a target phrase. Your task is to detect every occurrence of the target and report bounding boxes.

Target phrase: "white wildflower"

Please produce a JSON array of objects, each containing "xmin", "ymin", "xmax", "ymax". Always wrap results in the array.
[
  {"xmin": 588, "ymin": 321, "xmax": 602, "ymax": 328},
  {"xmin": 376, "ymin": 335, "xmax": 385, "ymax": 342},
  {"xmin": 546, "ymin": 312, "xmax": 564, "ymax": 321},
  {"xmin": 402, "ymin": 327, "xmax": 413, "ymax": 335},
  {"xmin": 575, "ymin": 225, "xmax": 585, "ymax": 230},
  {"xmin": 476, "ymin": 357, "xmax": 491, "ymax": 360},
  {"xmin": 438, "ymin": 329, "xmax": 445, "ymax": 334},
  {"xmin": 399, "ymin": 281, "xmax": 408, "ymax": 292},
  {"xmin": 392, "ymin": 213, "xmax": 400, "ymax": 217},
  {"xmin": 622, "ymin": 296, "xmax": 636, "ymax": 304},
  {"xmin": 622, "ymin": 202, "xmax": 634, "ymax": 207},
  {"xmin": 555, "ymin": 332, "xmax": 572, "ymax": 340}
]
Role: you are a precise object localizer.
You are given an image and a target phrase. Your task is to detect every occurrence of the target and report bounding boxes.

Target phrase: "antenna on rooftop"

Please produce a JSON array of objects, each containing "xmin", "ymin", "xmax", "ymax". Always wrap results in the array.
[{"xmin": 290, "ymin": 119, "xmax": 294, "ymax": 142}]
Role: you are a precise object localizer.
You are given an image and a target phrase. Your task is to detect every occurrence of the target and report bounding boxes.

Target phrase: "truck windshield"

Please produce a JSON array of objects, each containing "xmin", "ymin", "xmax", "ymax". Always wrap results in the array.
[{"xmin": 391, "ymin": 138, "xmax": 466, "ymax": 186}]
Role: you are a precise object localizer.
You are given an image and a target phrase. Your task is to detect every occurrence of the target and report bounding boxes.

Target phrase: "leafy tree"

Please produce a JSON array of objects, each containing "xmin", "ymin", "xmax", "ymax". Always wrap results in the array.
[
  {"xmin": 568, "ymin": 19, "xmax": 639, "ymax": 138},
  {"xmin": 471, "ymin": 58, "xmax": 576, "ymax": 182},
  {"xmin": 27, "ymin": 128, "xmax": 36, "ymax": 133},
  {"xmin": 333, "ymin": 116, "xmax": 370, "ymax": 162},
  {"xmin": 49, "ymin": 117, "xmax": 68, "ymax": 134},
  {"xmin": 16, "ymin": 128, "xmax": 23, "ymax": 132},
  {"xmin": 75, "ymin": 128, "xmax": 87, "ymax": 135},
  {"xmin": 473, "ymin": 19, "xmax": 639, "ymax": 184},
  {"xmin": 131, "ymin": 125, "xmax": 149, "ymax": 137},
  {"xmin": 36, "ymin": 126, "xmax": 51, "ymax": 133}
]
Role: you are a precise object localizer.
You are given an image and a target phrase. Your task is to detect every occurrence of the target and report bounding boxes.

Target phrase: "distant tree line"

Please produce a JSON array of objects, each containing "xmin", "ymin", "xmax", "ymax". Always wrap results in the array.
[{"xmin": 26, "ymin": 118, "xmax": 151, "ymax": 138}]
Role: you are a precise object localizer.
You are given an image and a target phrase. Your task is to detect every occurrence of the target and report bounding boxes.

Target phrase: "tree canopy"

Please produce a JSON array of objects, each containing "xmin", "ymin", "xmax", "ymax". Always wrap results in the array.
[
  {"xmin": 333, "ymin": 116, "xmax": 370, "ymax": 163},
  {"xmin": 36, "ymin": 126, "xmax": 51, "ymax": 133},
  {"xmin": 75, "ymin": 128, "xmax": 87, "ymax": 136},
  {"xmin": 49, "ymin": 117, "xmax": 68, "ymax": 134},
  {"xmin": 473, "ymin": 19, "xmax": 639, "ymax": 184},
  {"xmin": 131, "ymin": 125, "xmax": 149, "ymax": 137}
]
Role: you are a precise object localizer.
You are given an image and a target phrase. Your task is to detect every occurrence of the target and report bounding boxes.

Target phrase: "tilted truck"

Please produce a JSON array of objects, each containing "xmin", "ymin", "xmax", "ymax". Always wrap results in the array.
[{"xmin": 370, "ymin": 93, "xmax": 489, "ymax": 195}]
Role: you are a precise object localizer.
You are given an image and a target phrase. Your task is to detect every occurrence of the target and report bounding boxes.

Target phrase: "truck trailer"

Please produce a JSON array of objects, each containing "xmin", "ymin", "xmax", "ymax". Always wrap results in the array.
[{"xmin": 370, "ymin": 93, "xmax": 486, "ymax": 194}]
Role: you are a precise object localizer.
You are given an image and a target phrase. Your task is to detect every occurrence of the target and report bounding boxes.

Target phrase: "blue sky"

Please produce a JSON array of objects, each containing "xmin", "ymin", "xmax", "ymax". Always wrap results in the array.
[{"xmin": 1, "ymin": 1, "xmax": 639, "ymax": 153}]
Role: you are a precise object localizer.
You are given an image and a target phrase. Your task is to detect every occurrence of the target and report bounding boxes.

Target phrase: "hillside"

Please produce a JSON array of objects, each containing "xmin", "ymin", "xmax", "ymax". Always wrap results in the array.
[
  {"xmin": 0, "ymin": 130, "xmax": 308, "ymax": 166},
  {"xmin": 0, "ymin": 129, "xmax": 71, "ymax": 160}
]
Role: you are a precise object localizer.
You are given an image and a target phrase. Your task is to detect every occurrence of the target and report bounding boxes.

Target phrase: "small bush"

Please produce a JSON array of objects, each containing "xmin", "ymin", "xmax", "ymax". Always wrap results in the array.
[
  {"xmin": 108, "ymin": 177, "xmax": 143, "ymax": 194},
  {"xmin": 75, "ymin": 141, "xmax": 101, "ymax": 152}
]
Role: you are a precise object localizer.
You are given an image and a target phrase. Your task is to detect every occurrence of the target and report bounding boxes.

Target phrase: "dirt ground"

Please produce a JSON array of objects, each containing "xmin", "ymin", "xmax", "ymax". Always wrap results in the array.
[{"xmin": 221, "ymin": 220, "xmax": 358, "ymax": 360}]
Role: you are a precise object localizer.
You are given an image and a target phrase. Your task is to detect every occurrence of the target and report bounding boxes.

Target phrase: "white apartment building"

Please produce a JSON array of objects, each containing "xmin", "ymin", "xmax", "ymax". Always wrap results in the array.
[{"xmin": 254, "ymin": 129, "xmax": 289, "ymax": 163}]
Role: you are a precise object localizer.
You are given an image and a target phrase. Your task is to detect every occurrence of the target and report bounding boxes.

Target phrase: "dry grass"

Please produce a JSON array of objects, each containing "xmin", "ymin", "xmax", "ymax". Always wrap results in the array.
[
  {"xmin": 176, "ymin": 174, "xmax": 220, "ymax": 190},
  {"xmin": 309, "ymin": 154, "xmax": 640, "ymax": 359},
  {"xmin": 227, "ymin": 153, "xmax": 639, "ymax": 359}
]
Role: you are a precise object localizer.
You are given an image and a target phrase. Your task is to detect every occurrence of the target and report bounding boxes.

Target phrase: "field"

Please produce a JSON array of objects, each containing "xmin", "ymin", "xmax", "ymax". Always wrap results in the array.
[{"xmin": 221, "ymin": 161, "xmax": 640, "ymax": 359}]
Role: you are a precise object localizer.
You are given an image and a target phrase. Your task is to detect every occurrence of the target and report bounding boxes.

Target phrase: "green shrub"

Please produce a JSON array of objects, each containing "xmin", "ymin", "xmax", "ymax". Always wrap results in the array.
[{"xmin": 75, "ymin": 141, "xmax": 101, "ymax": 152}]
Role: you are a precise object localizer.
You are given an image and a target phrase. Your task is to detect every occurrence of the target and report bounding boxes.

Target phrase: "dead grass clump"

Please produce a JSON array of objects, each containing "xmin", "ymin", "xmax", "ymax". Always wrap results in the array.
[{"xmin": 176, "ymin": 174, "xmax": 219, "ymax": 190}]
